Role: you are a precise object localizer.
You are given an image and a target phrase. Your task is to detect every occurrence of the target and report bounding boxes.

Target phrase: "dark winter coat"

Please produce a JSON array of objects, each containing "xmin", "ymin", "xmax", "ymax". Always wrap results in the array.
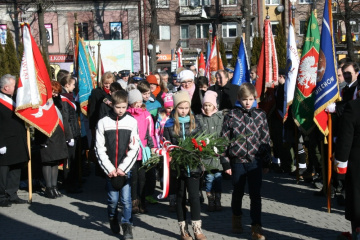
[
  {"xmin": 61, "ymin": 89, "xmax": 80, "ymax": 140},
  {"xmin": 335, "ymin": 98, "xmax": 360, "ymax": 227},
  {"xmin": 0, "ymin": 92, "xmax": 28, "ymax": 166},
  {"xmin": 208, "ymin": 81, "xmax": 239, "ymax": 111},
  {"xmin": 195, "ymin": 111, "xmax": 224, "ymax": 170},
  {"xmin": 88, "ymin": 87, "xmax": 108, "ymax": 130},
  {"xmin": 220, "ymin": 104, "xmax": 271, "ymax": 171},
  {"xmin": 163, "ymin": 116, "xmax": 203, "ymax": 177},
  {"xmin": 335, "ymin": 80, "xmax": 358, "ymax": 117}
]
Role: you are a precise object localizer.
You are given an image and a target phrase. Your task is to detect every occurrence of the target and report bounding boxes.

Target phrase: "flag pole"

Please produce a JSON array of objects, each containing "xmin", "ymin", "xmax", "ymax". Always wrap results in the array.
[
  {"xmin": 327, "ymin": 113, "xmax": 332, "ymax": 213},
  {"xmin": 97, "ymin": 41, "xmax": 101, "ymax": 87},
  {"xmin": 26, "ymin": 123, "xmax": 32, "ymax": 203}
]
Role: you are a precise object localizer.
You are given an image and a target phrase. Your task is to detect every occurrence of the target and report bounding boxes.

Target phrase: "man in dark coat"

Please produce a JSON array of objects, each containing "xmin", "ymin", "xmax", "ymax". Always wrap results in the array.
[
  {"xmin": 335, "ymin": 98, "xmax": 360, "ymax": 236},
  {"xmin": 209, "ymin": 70, "xmax": 239, "ymax": 111},
  {"xmin": 0, "ymin": 74, "xmax": 29, "ymax": 207}
]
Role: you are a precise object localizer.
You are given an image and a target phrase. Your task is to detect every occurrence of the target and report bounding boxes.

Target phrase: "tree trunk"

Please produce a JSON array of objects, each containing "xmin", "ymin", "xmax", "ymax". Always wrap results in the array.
[
  {"xmin": 148, "ymin": 0, "xmax": 158, "ymax": 73},
  {"xmin": 37, "ymin": 4, "xmax": 49, "ymax": 61},
  {"xmin": 344, "ymin": 0, "xmax": 355, "ymax": 61}
]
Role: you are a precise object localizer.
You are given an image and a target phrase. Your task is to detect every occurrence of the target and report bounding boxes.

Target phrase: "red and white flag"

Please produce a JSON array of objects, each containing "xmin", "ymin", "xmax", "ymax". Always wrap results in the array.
[
  {"xmin": 176, "ymin": 47, "xmax": 183, "ymax": 68},
  {"xmin": 15, "ymin": 23, "xmax": 61, "ymax": 137}
]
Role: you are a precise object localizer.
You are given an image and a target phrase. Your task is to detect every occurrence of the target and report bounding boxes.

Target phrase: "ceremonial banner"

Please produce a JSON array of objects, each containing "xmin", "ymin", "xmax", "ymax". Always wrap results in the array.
[
  {"xmin": 85, "ymin": 44, "xmax": 97, "ymax": 89},
  {"xmin": 78, "ymin": 39, "xmax": 93, "ymax": 116},
  {"xmin": 198, "ymin": 52, "xmax": 205, "ymax": 76},
  {"xmin": 283, "ymin": 24, "xmax": 300, "ymax": 121},
  {"xmin": 314, "ymin": 0, "xmax": 340, "ymax": 135},
  {"xmin": 255, "ymin": 19, "xmax": 278, "ymax": 115},
  {"xmin": 292, "ymin": 12, "xmax": 320, "ymax": 134},
  {"xmin": 209, "ymin": 36, "xmax": 224, "ymax": 73},
  {"xmin": 15, "ymin": 24, "xmax": 60, "ymax": 137},
  {"xmin": 232, "ymin": 36, "xmax": 250, "ymax": 86},
  {"xmin": 255, "ymin": 19, "xmax": 278, "ymax": 100},
  {"xmin": 177, "ymin": 47, "xmax": 183, "ymax": 68}
]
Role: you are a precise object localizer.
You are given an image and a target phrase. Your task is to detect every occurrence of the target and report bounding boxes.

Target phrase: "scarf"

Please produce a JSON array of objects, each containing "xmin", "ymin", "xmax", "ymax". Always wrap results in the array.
[
  {"xmin": 152, "ymin": 85, "xmax": 161, "ymax": 97},
  {"xmin": 182, "ymin": 83, "xmax": 196, "ymax": 99},
  {"xmin": 103, "ymin": 87, "xmax": 110, "ymax": 94},
  {"xmin": 201, "ymin": 108, "xmax": 217, "ymax": 117}
]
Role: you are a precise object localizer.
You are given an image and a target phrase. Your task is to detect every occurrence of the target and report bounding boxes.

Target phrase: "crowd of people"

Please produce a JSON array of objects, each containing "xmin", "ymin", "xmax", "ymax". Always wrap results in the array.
[{"xmin": 0, "ymin": 57, "xmax": 359, "ymax": 240}]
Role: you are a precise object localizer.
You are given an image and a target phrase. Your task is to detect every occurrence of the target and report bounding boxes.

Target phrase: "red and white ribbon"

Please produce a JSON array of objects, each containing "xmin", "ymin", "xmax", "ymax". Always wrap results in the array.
[{"xmin": 154, "ymin": 140, "xmax": 179, "ymax": 199}]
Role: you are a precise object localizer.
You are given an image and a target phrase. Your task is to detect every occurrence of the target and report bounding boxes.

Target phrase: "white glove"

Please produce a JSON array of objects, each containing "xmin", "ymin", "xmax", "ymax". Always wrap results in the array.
[
  {"xmin": 0, "ymin": 146, "xmax": 7, "ymax": 154},
  {"xmin": 68, "ymin": 139, "xmax": 74, "ymax": 147},
  {"xmin": 325, "ymin": 103, "xmax": 336, "ymax": 113}
]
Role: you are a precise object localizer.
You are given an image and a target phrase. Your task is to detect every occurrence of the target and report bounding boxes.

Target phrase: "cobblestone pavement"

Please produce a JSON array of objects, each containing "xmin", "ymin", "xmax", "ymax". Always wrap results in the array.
[{"xmin": 0, "ymin": 165, "xmax": 349, "ymax": 240}]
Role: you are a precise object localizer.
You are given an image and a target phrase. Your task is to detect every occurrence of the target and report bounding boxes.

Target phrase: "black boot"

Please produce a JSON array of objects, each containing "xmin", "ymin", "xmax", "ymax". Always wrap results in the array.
[
  {"xmin": 53, "ymin": 186, "xmax": 63, "ymax": 198},
  {"xmin": 121, "ymin": 223, "xmax": 133, "ymax": 239},
  {"xmin": 109, "ymin": 217, "xmax": 120, "ymax": 234},
  {"xmin": 44, "ymin": 187, "xmax": 56, "ymax": 199}
]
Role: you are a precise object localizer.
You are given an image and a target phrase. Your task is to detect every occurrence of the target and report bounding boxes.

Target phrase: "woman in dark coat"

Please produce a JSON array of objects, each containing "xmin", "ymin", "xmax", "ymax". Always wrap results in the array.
[
  {"xmin": 36, "ymin": 81, "xmax": 69, "ymax": 199},
  {"xmin": 335, "ymin": 98, "xmax": 360, "ymax": 237}
]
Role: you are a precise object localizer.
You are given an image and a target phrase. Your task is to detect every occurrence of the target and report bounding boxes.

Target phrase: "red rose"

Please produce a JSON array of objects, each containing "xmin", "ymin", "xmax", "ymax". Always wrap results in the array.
[{"xmin": 200, "ymin": 140, "xmax": 206, "ymax": 147}]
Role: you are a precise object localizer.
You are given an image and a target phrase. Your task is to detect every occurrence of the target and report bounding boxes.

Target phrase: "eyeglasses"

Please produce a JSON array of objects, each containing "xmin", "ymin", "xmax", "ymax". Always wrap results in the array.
[{"xmin": 181, "ymin": 80, "xmax": 193, "ymax": 85}]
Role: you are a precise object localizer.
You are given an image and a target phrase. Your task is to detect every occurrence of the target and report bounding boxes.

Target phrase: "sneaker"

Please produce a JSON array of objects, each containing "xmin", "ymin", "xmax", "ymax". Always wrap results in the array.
[
  {"xmin": 145, "ymin": 195, "xmax": 159, "ymax": 204},
  {"xmin": 109, "ymin": 217, "xmax": 120, "ymax": 234}
]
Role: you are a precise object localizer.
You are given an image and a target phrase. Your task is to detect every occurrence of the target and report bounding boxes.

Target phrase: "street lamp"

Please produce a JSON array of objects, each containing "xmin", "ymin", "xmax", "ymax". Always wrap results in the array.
[
  {"xmin": 290, "ymin": 0, "xmax": 296, "ymax": 27},
  {"xmin": 147, "ymin": 44, "xmax": 153, "ymax": 74}
]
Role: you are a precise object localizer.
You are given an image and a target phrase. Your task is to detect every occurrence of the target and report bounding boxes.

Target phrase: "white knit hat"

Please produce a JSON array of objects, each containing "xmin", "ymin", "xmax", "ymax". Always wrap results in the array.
[
  {"xmin": 178, "ymin": 70, "xmax": 194, "ymax": 82},
  {"xmin": 128, "ymin": 89, "xmax": 142, "ymax": 105}
]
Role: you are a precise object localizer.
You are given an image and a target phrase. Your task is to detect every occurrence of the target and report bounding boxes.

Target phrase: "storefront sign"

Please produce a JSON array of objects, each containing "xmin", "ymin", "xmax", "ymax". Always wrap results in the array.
[
  {"xmin": 157, "ymin": 54, "xmax": 172, "ymax": 62},
  {"xmin": 49, "ymin": 54, "xmax": 74, "ymax": 63}
]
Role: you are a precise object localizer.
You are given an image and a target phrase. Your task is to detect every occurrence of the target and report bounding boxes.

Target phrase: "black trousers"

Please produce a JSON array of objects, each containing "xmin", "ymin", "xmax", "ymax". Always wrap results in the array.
[
  {"xmin": 176, "ymin": 176, "xmax": 201, "ymax": 222},
  {"xmin": 0, "ymin": 163, "xmax": 23, "ymax": 201},
  {"xmin": 131, "ymin": 161, "xmax": 146, "ymax": 201}
]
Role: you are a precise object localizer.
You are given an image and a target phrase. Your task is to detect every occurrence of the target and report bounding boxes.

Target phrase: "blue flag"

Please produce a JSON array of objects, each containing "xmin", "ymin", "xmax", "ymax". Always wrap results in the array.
[
  {"xmin": 78, "ymin": 39, "xmax": 94, "ymax": 116},
  {"xmin": 313, "ymin": 0, "xmax": 340, "ymax": 135},
  {"xmin": 232, "ymin": 37, "xmax": 250, "ymax": 86}
]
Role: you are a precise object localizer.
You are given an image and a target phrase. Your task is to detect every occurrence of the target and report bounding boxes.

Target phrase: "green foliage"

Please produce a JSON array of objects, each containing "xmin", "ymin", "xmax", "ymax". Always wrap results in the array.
[
  {"xmin": 4, "ymin": 28, "xmax": 20, "ymax": 78},
  {"xmin": 251, "ymin": 35, "xmax": 263, "ymax": 66},
  {"xmin": 0, "ymin": 44, "xmax": 9, "ymax": 77},
  {"xmin": 274, "ymin": 23, "xmax": 287, "ymax": 70},
  {"xmin": 142, "ymin": 132, "xmax": 244, "ymax": 178},
  {"xmin": 218, "ymin": 37, "xmax": 228, "ymax": 68},
  {"xmin": 17, "ymin": 41, "xmax": 24, "ymax": 66},
  {"xmin": 231, "ymin": 37, "xmax": 241, "ymax": 68}
]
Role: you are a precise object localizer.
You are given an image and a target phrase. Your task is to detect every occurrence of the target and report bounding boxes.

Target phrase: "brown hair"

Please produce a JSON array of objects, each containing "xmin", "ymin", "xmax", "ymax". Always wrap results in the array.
[
  {"xmin": 216, "ymin": 70, "xmax": 229, "ymax": 79},
  {"xmin": 111, "ymin": 90, "xmax": 128, "ymax": 105},
  {"xmin": 237, "ymin": 82, "xmax": 257, "ymax": 99},
  {"xmin": 59, "ymin": 74, "xmax": 75, "ymax": 87},
  {"xmin": 173, "ymin": 101, "xmax": 196, "ymax": 136},
  {"xmin": 137, "ymin": 80, "xmax": 150, "ymax": 93},
  {"xmin": 100, "ymin": 71, "xmax": 115, "ymax": 88},
  {"xmin": 56, "ymin": 69, "xmax": 69, "ymax": 82},
  {"xmin": 51, "ymin": 80, "xmax": 62, "ymax": 93}
]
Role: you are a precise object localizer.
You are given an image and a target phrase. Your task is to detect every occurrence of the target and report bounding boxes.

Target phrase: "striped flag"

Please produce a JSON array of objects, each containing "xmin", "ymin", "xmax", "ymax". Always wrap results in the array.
[
  {"xmin": 176, "ymin": 47, "xmax": 183, "ymax": 68},
  {"xmin": 292, "ymin": 12, "xmax": 320, "ymax": 134},
  {"xmin": 15, "ymin": 23, "xmax": 61, "ymax": 137},
  {"xmin": 283, "ymin": 24, "xmax": 300, "ymax": 121},
  {"xmin": 313, "ymin": 0, "xmax": 340, "ymax": 135},
  {"xmin": 232, "ymin": 36, "xmax": 250, "ymax": 86}
]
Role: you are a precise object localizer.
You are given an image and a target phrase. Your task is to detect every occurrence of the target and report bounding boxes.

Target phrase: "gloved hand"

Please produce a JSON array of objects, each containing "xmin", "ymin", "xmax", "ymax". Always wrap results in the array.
[
  {"xmin": 68, "ymin": 139, "xmax": 74, "ymax": 147},
  {"xmin": 0, "ymin": 146, "xmax": 7, "ymax": 154},
  {"xmin": 325, "ymin": 103, "xmax": 336, "ymax": 113}
]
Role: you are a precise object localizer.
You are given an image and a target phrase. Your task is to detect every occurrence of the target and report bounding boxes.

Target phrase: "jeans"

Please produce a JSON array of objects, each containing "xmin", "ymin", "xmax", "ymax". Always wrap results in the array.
[
  {"xmin": 231, "ymin": 160, "xmax": 262, "ymax": 226},
  {"xmin": 106, "ymin": 171, "xmax": 132, "ymax": 224},
  {"xmin": 205, "ymin": 170, "xmax": 222, "ymax": 193},
  {"xmin": 176, "ymin": 177, "xmax": 201, "ymax": 222}
]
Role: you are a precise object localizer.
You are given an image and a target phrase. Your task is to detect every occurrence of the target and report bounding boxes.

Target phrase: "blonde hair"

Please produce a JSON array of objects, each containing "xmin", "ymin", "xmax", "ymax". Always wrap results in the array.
[
  {"xmin": 237, "ymin": 82, "xmax": 257, "ymax": 99},
  {"xmin": 99, "ymin": 71, "xmax": 115, "ymax": 88},
  {"xmin": 173, "ymin": 101, "xmax": 196, "ymax": 136}
]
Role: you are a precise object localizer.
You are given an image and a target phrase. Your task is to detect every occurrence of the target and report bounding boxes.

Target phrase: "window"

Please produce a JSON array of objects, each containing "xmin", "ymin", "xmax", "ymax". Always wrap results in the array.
[
  {"xmin": 156, "ymin": 0, "xmax": 169, "ymax": 7},
  {"xmin": 201, "ymin": 0, "xmax": 211, "ymax": 5},
  {"xmin": 222, "ymin": 0, "xmax": 237, "ymax": 5},
  {"xmin": 180, "ymin": 25, "xmax": 189, "ymax": 39},
  {"xmin": 265, "ymin": 0, "xmax": 279, "ymax": 5},
  {"xmin": 270, "ymin": 22, "xmax": 279, "ymax": 36},
  {"xmin": 77, "ymin": 22, "xmax": 88, "ymax": 40},
  {"xmin": 351, "ymin": 21, "xmax": 359, "ymax": 33},
  {"xmin": 299, "ymin": 20, "xmax": 306, "ymax": 35},
  {"xmin": 299, "ymin": 0, "xmax": 313, "ymax": 4},
  {"xmin": 196, "ymin": 24, "xmax": 210, "ymax": 38},
  {"xmin": 332, "ymin": 0, "xmax": 338, "ymax": 13},
  {"xmin": 222, "ymin": 22, "xmax": 237, "ymax": 38},
  {"xmin": 158, "ymin": 25, "xmax": 171, "ymax": 40},
  {"xmin": 180, "ymin": 0, "xmax": 188, "ymax": 6}
]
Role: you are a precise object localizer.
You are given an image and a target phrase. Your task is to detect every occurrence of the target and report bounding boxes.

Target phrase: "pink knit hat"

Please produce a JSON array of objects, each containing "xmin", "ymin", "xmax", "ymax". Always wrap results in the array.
[
  {"xmin": 163, "ymin": 93, "xmax": 173, "ymax": 108},
  {"xmin": 202, "ymin": 90, "xmax": 218, "ymax": 110}
]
